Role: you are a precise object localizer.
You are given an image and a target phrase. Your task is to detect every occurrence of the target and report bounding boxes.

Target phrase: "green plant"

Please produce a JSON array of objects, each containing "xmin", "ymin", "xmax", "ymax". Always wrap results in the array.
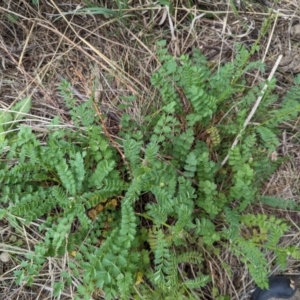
[
  {"xmin": 0, "ymin": 97, "xmax": 32, "ymax": 141},
  {"xmin": 1, "ymin": 41, "xmax": 300, "ymax": 299}
]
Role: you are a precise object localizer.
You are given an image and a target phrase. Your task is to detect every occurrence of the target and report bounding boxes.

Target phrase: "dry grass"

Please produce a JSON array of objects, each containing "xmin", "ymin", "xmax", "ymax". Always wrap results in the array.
[{"xmin": 1, "ymin": 0, "xmax": 300, "ymax": 299}]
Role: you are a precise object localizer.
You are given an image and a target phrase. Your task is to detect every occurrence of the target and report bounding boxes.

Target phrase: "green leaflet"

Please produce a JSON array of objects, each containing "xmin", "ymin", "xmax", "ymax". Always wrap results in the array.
[
  {"xmin": 0, "ymin": 109, "xmax": 12, "ymax": 129},
  {"xmin": 11, "ymin": 97, "xmax": 32, "ymax": 122},
  {"xmin": 0, "ymin": 97, "xmax": 31, "ymax": 141}
]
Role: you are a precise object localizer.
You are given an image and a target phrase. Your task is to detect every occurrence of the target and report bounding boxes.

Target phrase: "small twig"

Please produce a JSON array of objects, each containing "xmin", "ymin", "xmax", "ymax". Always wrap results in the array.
[
  {"xmin": 18, "ymin": 21, "xmax": 35, "ymax": 67},
  {"xmin": 221, "ymin": 54, "xmax": 283, "ymax": 167},
  {"xmin": 166, "ymin": 5, "xmax": 176, "ymax": 41},
  {"xmin": 262, "ymin": 13, "xmax": 278, "ymax": 63}
]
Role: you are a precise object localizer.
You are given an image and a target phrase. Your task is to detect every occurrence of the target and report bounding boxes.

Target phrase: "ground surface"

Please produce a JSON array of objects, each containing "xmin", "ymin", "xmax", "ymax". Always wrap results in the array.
[{"xmin": 1, "ymin": 1, "xmax": 300, "ymax": 299}]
